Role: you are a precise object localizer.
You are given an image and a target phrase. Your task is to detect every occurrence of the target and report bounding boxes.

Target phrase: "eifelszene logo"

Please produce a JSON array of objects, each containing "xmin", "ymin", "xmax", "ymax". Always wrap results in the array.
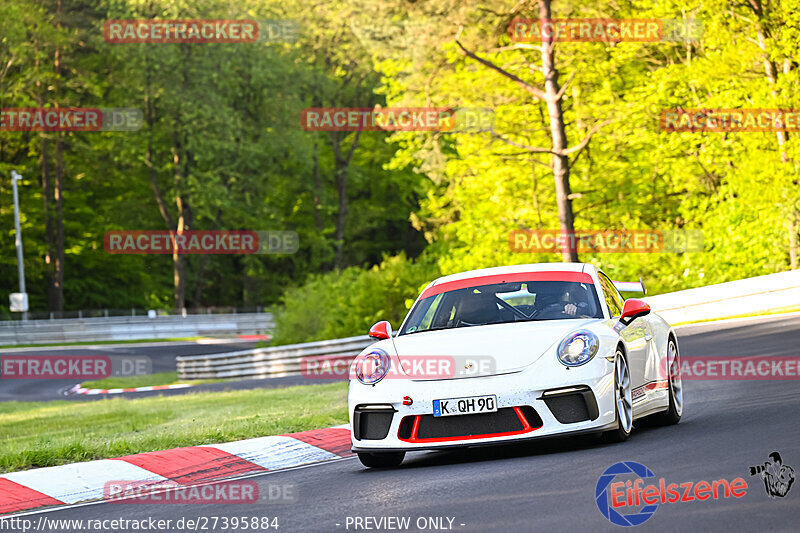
[
  {"xmin": 595, "ymin": 461, "xmax": 748, "ymax": 526},
  {"xmin": 749, "ymin": 452, "xmax": 795, "ymax": 498}
]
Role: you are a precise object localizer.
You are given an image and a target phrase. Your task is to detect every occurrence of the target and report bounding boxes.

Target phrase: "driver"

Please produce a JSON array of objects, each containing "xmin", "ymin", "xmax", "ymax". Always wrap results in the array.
[{"xmin": 535, "ymin": 285, "xmax": 581, "ymax": 317}]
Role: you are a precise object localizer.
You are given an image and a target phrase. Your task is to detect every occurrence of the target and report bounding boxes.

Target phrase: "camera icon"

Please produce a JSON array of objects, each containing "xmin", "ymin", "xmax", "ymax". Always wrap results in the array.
[{"xmin": 749, "ymin": 452, "xmax": 795, "ymax": 498}]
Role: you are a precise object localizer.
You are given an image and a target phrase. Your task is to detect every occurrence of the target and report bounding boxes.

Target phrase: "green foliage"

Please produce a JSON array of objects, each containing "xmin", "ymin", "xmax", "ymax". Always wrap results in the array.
[
  {"xmin": 2, "ymin": 0, "xmax": 799, "ymax": 333},
  {"xmin": 0, "ymin": 0, "xmax": 427, "ymax": 314},
  {"xmin": 354, "ymin": 0, "xmax": 800, "ymax": 295},
  {"xmin": 271, "ymin": 253, "xmax": 440, "ymax": 345}
]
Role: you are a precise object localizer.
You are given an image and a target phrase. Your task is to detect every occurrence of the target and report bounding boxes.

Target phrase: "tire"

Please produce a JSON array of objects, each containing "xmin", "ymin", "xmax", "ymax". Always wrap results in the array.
[
  {"xmin": 603, "ymin": 349, "xmax": 633, "ymax": 443},
  {"xmin": 357, "ymin": 451, "xmax": 405, "ymax": 468},
  {"xmin": 653, "ymin": 337, "xmax": 683, "ymax": 425}
]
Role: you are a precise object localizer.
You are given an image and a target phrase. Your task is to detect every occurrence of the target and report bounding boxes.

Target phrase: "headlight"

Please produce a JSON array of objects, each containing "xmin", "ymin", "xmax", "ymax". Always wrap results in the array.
[
  {"xmin": 557, "ymin": 330, "xmax": 599, "ymax": 367},
  {"xmin": 354, "ymin": 349, "xmax": 391, "ymax": 384}
]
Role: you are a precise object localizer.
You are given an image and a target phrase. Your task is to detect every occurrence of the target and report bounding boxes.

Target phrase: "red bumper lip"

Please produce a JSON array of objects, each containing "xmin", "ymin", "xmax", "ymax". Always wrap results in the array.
[{"xmin": 398, "ymin": 406, "xmax": 542, "ymax": 443}]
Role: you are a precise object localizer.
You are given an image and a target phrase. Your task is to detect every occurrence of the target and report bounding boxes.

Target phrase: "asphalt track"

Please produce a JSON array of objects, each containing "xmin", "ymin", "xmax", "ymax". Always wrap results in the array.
[
  {"xmin": 0, "ymin": 340, "xmax": 323, "ymax": 402},
  {"xmin": 7, "ymin": 314, "xmax": 800, "ymax": 532}
]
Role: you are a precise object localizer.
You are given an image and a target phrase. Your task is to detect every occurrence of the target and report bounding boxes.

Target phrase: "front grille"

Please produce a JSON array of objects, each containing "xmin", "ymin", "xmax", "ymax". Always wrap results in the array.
[
  {"xmin": 517, "ymin": 405, "xmax": 544, "ymax": 428},
  {"xmin": 398, "ymin": 417, "xmax": 414, "ymax": 439},
  {"xmin": 400, "ymin": 406, "xmax": 542, "ymax": 441}
]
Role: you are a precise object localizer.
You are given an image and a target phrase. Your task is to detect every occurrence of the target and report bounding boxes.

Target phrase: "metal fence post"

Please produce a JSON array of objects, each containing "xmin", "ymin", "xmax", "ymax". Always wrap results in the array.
[{"xmin": 11, "ymin": 170, "xmax": 27, "ymax": 321}]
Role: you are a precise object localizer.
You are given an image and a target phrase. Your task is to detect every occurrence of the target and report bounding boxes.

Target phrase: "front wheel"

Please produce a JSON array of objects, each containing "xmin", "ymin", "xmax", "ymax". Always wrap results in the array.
[
  {"xmin": 357, "ymin": 451, "xmax": 405, "ymax": 468},
  {"xmin": 603, "ymin": 350, "xmax": 632, "ymax": 443}
]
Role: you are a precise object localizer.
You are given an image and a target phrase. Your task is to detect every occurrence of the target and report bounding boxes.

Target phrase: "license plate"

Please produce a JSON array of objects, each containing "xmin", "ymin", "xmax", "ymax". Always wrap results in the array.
[{"xmin": 432, "ymin": 394, "xmax": 497, "ymax": 417}]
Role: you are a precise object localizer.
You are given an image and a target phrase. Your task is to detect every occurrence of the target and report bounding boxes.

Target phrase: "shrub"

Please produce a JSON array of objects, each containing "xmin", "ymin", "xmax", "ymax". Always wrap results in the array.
[{"xmin": 270, "ymin": 253, "xmax": 440, "ymax": 345}]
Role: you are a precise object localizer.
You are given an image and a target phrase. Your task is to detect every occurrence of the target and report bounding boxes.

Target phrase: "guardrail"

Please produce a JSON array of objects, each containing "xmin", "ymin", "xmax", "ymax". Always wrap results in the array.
[
  {"xmin": 0, "ymin": 306, "xmax": 267, "ymax": 321},
  {"xmin": 644, "ymin": 269, "xmax": 800, "ymax": 324},
  {"xmin": 177, "ymin": 335, "xmax": 374, "ymax": 380},
  {"xmin": 0, "ymin": 313, "xmax": 274, "ymax": 346}
]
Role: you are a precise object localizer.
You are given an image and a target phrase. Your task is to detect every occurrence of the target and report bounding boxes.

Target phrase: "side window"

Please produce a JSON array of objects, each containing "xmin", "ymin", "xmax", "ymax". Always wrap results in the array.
[
  {"xmin": 417, "ymin": 293, "xmax": 444, "ymax": 330},
  {"xmin": 598, "ymin": 273, "xmax": 623, "ymax": 317}
]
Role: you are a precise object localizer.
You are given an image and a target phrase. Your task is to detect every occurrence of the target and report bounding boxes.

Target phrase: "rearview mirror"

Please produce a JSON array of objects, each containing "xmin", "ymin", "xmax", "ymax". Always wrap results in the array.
[
  {"xmin": 368, "ymin": 320, "xmax": 392, "ymax": 339},
  {"xmin": 496, "ymin": 282, "xmax": 522, "ymax": 292},
  {"xmin": 619, "ymin": 299, "xmax": 651, "ymax": 326}
]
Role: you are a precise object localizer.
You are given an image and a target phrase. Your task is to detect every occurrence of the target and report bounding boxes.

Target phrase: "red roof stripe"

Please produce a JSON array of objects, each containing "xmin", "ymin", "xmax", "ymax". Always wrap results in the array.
[{"xmin": 420, "ymin": 271, "xmax": 593, "ymax": 299}]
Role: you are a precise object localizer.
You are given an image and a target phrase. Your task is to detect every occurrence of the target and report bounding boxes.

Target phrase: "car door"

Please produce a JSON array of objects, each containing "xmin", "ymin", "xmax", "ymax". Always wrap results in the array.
[{"xmin": 597, "ymin": 272, "xmax": 649, "ymax": 392}]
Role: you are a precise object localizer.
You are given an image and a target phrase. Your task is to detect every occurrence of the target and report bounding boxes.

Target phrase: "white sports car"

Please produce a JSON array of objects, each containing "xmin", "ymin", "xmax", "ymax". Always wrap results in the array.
[{"xmin": 348, "ymin": 263, "xmax": 683, "ymax": 468}]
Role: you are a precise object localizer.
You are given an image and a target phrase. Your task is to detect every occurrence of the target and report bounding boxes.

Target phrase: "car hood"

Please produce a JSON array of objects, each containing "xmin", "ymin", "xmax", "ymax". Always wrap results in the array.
[{"xmin": 391, "ymin": 319, "xmax": 600, "ymax": 378}]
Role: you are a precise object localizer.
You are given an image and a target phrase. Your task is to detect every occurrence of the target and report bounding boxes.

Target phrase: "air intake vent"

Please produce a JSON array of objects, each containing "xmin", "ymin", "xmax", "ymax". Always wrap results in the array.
[
  {"xmin": 353, "ymin": 405, "xmax": 395, "ymax": 440},
  {"xmin": 542, "ymin": 387, "xmax": 599, "ymax": 424}
]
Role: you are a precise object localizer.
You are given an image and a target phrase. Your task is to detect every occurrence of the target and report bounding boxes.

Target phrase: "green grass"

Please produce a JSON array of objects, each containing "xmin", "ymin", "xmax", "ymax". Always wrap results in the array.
[
  {"xmin": 0, "ymin": 337, "xmax": 205, "ymax": 349},
  {"xmin": 672, "ymin": 304, "xmax": 800, "ymax": 326},
  {"xmin": 80, "ymin": 371, "xmax": 224, "ymax": 389},
  {"xmin": 0, "ymin": 382, "xmax": 348, "ymax": 474}
]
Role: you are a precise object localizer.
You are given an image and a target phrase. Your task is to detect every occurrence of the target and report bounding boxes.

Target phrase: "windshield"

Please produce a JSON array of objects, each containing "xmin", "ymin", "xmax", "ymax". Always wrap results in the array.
[{"xmin": 399, "ymin": 280, "xmax": 603, "ymax": 335}]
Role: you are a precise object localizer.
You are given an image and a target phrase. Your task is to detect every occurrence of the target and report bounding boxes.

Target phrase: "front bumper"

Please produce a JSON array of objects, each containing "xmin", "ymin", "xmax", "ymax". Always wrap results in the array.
[{"xmin": 348, "ymin": 354, "xmax": 618, "ymax": 451}]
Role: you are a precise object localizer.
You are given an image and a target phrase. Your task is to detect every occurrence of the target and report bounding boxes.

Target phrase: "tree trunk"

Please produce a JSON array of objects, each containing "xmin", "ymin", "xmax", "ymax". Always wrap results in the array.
[
  {"xmin": 40, "ymin": 137, "xmax": 56, "ymax": 311},
  {"xmin": 789, "ymin": 214, "xmax": 798, "ymax": 270},
  {"xmin": 173, "ymin": 211, "xmax": 186, "ymax": 310},
  {"xmin": 54, "ymin": 136, "xmax": 65, "ymax": 312},
  {"xmin": 334, "ymin": 165, "xmax": 347, "ymax": 269},
  {"xmin": 748, "ymin": 1, "xmax": 796, "ymax": 266},
  {"xmin": 539, "ymin": 0, "xmax": 578, "ymax": 262},
  {"xmin": 194, "ymin": 253, "xmax": 208, "ymax": 305},
  {"xmin": 455, "ymin": 6, "xmax": 610, "ymax": 262},
  {"xmin": 748, "ymin": 0, "xmax": 788, "ymax": 161},
  {"xmin": 312, "ymin": 143, "xmax": 324, "ymax": 233},
  {"xmin": 34, "ymin": 34, "xmax": 58, "ymax": 313},
  {"xmin": 145, "ymin": 105, "xmax": 173, "ymax": 229},
  {"xmin": 531, "ymin": 163, "xmax": 542, "ymax": 228},
  {"xmin": 329, "ymin": 130, "xmax": 361, "ymax": 270},
  {"xmin": 172, "ymin": 142, "xmax": 186, "ymax": 311},
  {"xmin": 754, "ymin": 26, "xmax": 788, "ymax": 162},
  {"xmin": 52, "ymin": 0, "xmax": 64, "ymax": 312}
]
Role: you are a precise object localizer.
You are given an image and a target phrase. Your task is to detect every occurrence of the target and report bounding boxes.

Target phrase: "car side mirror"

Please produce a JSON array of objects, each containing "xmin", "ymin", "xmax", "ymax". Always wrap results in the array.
[
  {"xmin": 368, "ymin": 320, "xmax": 392, "ymax": 339},
  {"xmin": 619, "ymin": 299, "xmax": 651, "ymax": 326}
]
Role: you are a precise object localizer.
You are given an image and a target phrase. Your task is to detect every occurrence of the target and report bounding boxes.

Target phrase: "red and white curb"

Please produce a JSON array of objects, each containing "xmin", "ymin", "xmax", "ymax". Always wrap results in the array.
[
  {"xmin": 68, "ymin": 383, "xmax": 193, "ymax": 396},
  {"xmin": 195, "ymin": 335, "xmax": 271, "ymax": 343},
  {"xmin": 236, "ymin": 334, "xmax": 271, "ymax": 341},
  {"xmin": 0, "ymin": 425, "xmax": 352, "ymax": 515}
]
